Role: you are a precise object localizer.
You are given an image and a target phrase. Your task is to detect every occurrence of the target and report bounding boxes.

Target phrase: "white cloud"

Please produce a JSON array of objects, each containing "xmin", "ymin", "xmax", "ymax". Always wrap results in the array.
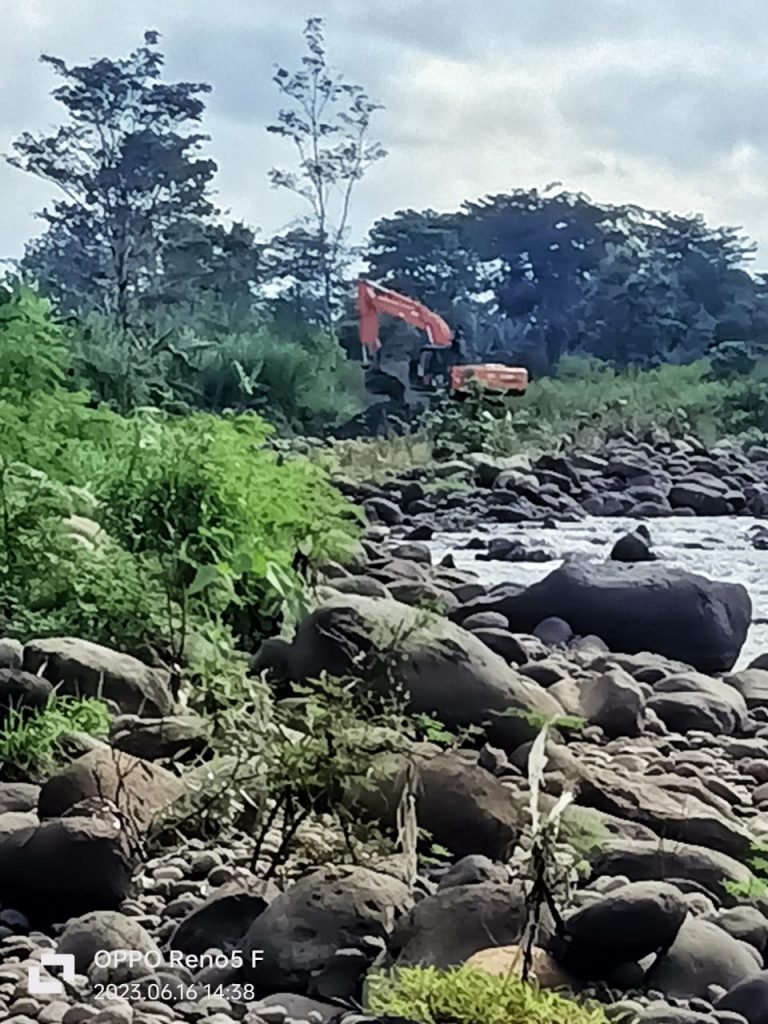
[{"xmin": 2, "ymin": 0, "xmax": 768, "ymax": 268}]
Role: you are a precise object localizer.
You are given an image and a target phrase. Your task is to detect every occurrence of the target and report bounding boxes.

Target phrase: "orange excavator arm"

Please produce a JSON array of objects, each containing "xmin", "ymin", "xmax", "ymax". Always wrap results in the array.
[{"xmin": 357, "ymin": 280, "xmax": 453, "ymax": 355}]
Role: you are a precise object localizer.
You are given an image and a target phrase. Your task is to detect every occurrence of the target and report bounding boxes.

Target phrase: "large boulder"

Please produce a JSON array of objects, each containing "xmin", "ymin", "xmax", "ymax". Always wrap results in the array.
[
  {"xmin": 38, "ymin": 748, "xmax": 183, "ymax": 832},
  {"xmin": 23, "ymin": 637, "xmax": 174, "ymax": 716},
  {"xmin": 0, "ymin": 668, "xmax": 53, "ymax": 721},
  {"xmin": 280, "ymin": 595, "xmax": 564, "ymax": 750},
  {"xmin": 552, "ymin": 882, "xmax": 688, "ymax": 980},
  {"xmin": 580, "ymin": 668, "xmax": 646, "ymax": 738},
  {"xmin": 0, "ymin": 816, "xmax": 134, "ymax": 923},
  {"xmin": 578, "ymin": 767, "xmax": 753, "ymax": 860},
  {"xmin": 716, "ymin": 970, "xmax": 768, "ymax": 1024},
  {"xmin": 588, "ymin": 839, "xmax": 763, "ymax": 908},
  {"xmin": 389, "ymin": 882, "xmax": 528, "ymax": 968},
  {"xmin": 358, "ymin": 748, "xmax": 521, "ymax": 861},
  {"xmin": 58, "ymin": 911, "xmax": 159, "ymax": 973},
  {"xmin": 646, "ymin": 917, "xmax": 761, "ymax": 999},
  {"xmin": 241, "ymin": 865, "xmax": 411, "ymax": 993},
  {"xmin": 455, "ymin": 560, "xmax": 751, "ymax": 673},
  {"xmin": 171, "ymin": 881, "xmax": 279, "ymax": 956}
]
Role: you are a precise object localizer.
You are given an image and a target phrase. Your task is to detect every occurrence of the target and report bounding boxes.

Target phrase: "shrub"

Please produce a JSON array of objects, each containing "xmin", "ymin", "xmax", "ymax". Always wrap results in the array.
[
  {"xmin": 97, "ymin": 409, "xmax": 363, "ymax": 651},
  {"xmin": 366, "ymin": 965, "xmax": 609, "ymax": 1024},
  {"xmin": 0, "ymin": 695, "xmax": 111, "ymax": 782}
]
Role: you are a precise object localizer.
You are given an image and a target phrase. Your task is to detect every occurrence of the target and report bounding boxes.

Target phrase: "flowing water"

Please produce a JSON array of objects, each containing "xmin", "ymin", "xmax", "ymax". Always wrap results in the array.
[{"xmin": 430, "ymin": 516, "xmax": 768, "ymax": 669}]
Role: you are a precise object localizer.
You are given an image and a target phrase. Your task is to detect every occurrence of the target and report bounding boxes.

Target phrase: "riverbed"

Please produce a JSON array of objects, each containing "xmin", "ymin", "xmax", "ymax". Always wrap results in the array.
[{"xmin": 430, "ymin": 516, "xmax": 768, "ymax": 669}]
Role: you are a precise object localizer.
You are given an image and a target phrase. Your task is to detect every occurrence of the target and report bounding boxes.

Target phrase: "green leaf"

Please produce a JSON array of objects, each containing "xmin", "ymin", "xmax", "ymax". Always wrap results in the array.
[{"xmin": 188, "ymin": 564, "xmax": 221, "ymax": 595}]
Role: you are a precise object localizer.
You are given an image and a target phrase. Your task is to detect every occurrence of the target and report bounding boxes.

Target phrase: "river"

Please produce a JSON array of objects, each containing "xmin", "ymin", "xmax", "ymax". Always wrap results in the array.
[{"xmin": 430, "ymin": 516, "xmax": 768, "ymax": 669}]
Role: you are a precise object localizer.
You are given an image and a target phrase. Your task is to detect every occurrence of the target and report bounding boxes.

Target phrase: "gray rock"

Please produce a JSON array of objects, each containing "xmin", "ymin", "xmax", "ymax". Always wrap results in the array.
[
  {"xmin": 241, "ymin": 865, "xmax": 411, "ymax": 992},
  {"xmin": 0, "ymin": 669, "xmax": 53, "ymax": 721},
  {"xmin": 390, "ymin": 882, "xmax": 528, "ymax": 968},
  {"xmin": 580, "ymin": 667, "xmax": 646, "ymax": 738},
  {"xmin": 171, "ymin": 880, "xmax": 279, "ymax": 956},
  {"xmin": 716, "ymin": 969, "xmax": 768, "ymax": 1023},
  {"xmin": 109, "ymin": 715, "xmax": 207, "ymax": 761},
  {"xmin": 463, "ymin": 612, "xmax": 510, "ymax": 631},
  {"xmin": 457, "ymin": 560, "xmax": 751, "ymax": 674},
  {"xmin": 610, "ymin": 532, "xmax": 657, "ymax": 563},
  {"xmin": 437, "ymin": 855, "xmax": 508, "ymax": 890},
  {"xmin": 23, "ymin": 638, "xmax": 173, "ymax": 716},
  {"xmin": 588, "ymin": 838, "xmax": 762, "ymax": 908},
  {"xmin": 0, "ymin": 784, "xmax": 40, "ymax": 814},
  {"xmin": 38, "ymin": 749, "xmax": 183, "ymax": 833},
  {"xmin": 59, "ymin": 911, "xmax": 159, "ymax": 974},
  {"xmin": 282, "ymin": 595, "xmax": 564, "ymax": 751},
  {"xmin": 0, "ymin": 638, "xmax": 23, "ymax": 669},
  {"xmin": 0, "ymin": 816, "xmax": 133, "ymax": 924},
  {"xmin": 725, "ymin": 670, "xmax": 768, "ymax": 710},
  {"xmin": 647, "ymin": 918, "xmax": 761, "ymax": 999},
  {"xmin": 710, "ymin": 907, "xmax": 768, "ymax": 955},
  {"xmin": 553, "ymin": 882, "xmax": 688, "ymax": 980},
  {"xmin": 579, "ymin": 767, "xmax": 753, "ymax": 861}
]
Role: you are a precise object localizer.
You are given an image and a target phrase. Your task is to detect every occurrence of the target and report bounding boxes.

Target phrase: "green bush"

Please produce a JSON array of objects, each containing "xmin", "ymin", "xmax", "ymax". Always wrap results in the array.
[
  {"xmin": 366, "ymin": 965, "xmax": 609, "ymax": 1024},
  {"xmin": 97, "ymin": 409, "xmax": 362, "ymax": 650},
  {"xmin": 0, "ymin": 695, "xmax": 111, "ymax": 782}
]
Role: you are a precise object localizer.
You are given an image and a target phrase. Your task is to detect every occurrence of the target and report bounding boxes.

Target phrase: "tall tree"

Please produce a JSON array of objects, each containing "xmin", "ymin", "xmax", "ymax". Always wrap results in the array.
[
  {"xmin": 7, "ymin": 31, "xmax": 217, "ymax": 327},
  {"xmin": 267, "ymin": 17, "xmax": 386, "ymax": 329}
]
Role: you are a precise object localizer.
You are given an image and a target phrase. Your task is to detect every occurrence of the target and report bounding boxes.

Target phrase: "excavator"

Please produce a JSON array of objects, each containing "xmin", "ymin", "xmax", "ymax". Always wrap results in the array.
[{"xmin": 357, "ymin": 279, "xmax": 528, "ymax": 407}]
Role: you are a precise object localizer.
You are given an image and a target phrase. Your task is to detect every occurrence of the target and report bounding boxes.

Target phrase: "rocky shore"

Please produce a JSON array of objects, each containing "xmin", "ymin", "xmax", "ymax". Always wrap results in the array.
[{"xmin": 4, "ymin": 433, "xmax": 768, "ymax": 1024}]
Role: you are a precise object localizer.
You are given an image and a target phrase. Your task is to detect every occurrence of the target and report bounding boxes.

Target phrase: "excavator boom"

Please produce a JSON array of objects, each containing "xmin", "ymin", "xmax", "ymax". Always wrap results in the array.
[{"xmin": 357, "ymin": 280, "xmax": 453, "ymax": 353}]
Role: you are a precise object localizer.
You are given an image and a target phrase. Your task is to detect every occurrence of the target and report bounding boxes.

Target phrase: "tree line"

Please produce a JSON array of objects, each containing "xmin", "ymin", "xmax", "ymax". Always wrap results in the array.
[{"xmin": 4, "ymin": 19, "xmax": 768, "ymax": 429}]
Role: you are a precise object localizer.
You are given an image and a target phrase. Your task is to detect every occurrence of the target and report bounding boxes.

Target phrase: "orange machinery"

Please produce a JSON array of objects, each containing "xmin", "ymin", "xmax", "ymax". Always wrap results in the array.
[{"xmin": 357, "ymin": 279, "xmax": 528, "ymax": 396}]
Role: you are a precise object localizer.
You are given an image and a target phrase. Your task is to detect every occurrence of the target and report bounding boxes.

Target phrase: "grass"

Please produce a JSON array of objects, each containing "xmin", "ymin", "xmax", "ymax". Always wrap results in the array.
[
  {"xmin": 366, "ymin": 965, "xmax": 609, "ymax": 1024},
  {"xmin": 0, "ymin": 694, "xmax": 112, "ymax": 782}
]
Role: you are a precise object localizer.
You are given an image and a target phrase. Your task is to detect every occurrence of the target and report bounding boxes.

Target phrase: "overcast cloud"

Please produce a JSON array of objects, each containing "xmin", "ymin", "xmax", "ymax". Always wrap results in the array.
[{"xmin": 3, "ymin": 0, "xmax": 768, "ymax": 266}]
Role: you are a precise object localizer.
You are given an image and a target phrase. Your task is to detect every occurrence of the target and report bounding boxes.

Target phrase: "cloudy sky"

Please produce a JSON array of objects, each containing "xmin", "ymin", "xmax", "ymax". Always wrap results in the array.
[{"xmin": 4, "ymin": 0, "xmax": 768, "ymax": 266}]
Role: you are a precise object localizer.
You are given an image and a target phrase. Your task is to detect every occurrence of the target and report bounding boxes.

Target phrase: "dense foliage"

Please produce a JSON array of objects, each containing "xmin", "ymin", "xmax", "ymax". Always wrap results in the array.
[
  {"xmin": 0, "ymin": 286, "xmax": 361, "ymax": 656},
  {"xmin": 364, "ymin": 191, "xmax": 768, "ymax": 373}
]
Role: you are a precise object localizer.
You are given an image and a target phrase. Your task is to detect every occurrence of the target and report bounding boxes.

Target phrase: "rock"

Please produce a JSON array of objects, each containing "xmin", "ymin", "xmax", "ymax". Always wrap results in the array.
[
  {"xmin": 471, "ymin": 628, "xmax": 529, "ymax": 665},
  {"xmin": 0, "ymin": 638, "xmax": 23, "ymax": 669},
  {"xmin": 464, "ymin": 945, "xmax": 577, "ymax": 989},
  {"xmin": 363, "ymin": 498, "xmax": 403, "ymax": 526},
  {"xmin": 463, "ymin": 612, "xmax": 510, "ymax": 631},
  {"xmin": 357, "ymin": 748, "xmax": 521, "ymax": 861},
  {"xmin": 241, "ymin": 865, "xmax": 411, "ymax": 991},
  {"xmin": 580, "ymin": 667, "xmax": 646, "ymax": 738},
  {"xmin": 462, "ymin": 560, "xmax": 751, "ymax": 673},
  {"xmin": 331, "ymin": 576, "xmax": 391, "ymax": 599},
  {"xmin": 389, "ymin": 882, "xmax": 528, "ymax": 967},
  {"xmin": 716, "ymin": 970, "xmax": 768, "ymax": 1023},
  {"xmin": 0, "ymin": 668, "xmax": 53, "ymax": 721},
  {"xmin": 109, "ymin": 715, "xmax": 207, "ymax": 761},
  {"xmin": 610, "ymin": 532, "xmax": 657, "ymax": 563},
  {"xmin": 386, "ymin": 542, "xmax": 432, "ymax": 564},
  {"xmin": 0, "ymin": 784, "xmax": 40, "ymax": 814},
  {"xmin": 282, "ymin": 595, "xmax": 564, "ymax": 751},
  {"xmin": 0, "ymin": 816, "xmax": 133, "ymax": 923},
  {"xmin": 23, "ymin": 638, "xmax": 174, "ymax": 716},
  {"xmin": 58, "ymin": 911, "xmax": 160, "ymax": 973},
  {"xmin": 171, "ymin": 881, "xmax": 279, "ymax": 956},
  {"xmin": 38, "ymin": 749, "xmax": 183, "ymax": 832},
  {"xmin": 578, "ymin": 767, "xmax": 753, "ymax": 860},
  {"xmin": 247, "ymin": 995, "xmax": 342, "ymax": 1024},
  {"xmin": 552, "ymin": 882, "xmax": 688, "ymax": 980},
  {"xmin": 710, "ymin": 907, "xmax": 768, "ymax": 955},
  {"xmin": 588, "ymin": 839, "xmax": 762, "ymax": 908},
  {"xmin": 653, "ymin": 673, "xmax": 748, "ymax": 733},
  {"xmin": 725, "ymin": 670, "xmax": 768, "ymax": 710},
  {"xmin": 648, "ymin": 692, "xmax": 741, "ymax": 735},
  {"xmin": 534, "ymin": 617, "xmax": 574, "ymax": 646},
  {"xmin": 647, "ymin": 918, "xmax": 761, "ymax": 999},
  {"xmin": 670, "ymin": 482, "xmax": 730, "ymax": 515},
  {"xmin": 437, "ymin": 855, "xmax": 508, "ymax": 890}
]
